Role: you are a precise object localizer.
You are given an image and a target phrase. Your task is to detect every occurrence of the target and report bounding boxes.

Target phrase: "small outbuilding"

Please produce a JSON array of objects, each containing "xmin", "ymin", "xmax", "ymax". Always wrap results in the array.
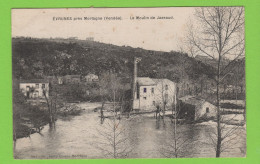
[
  {"xmin": 64, "ymin": 75, "xmax": 81, "ymax": 84},
  {"xmin": 85, "ymin": 73, "xmax": 99, "ymax": 82},
  {"xmin": 178, "ymin": 96, "xmax": 217, "ymax": 121},
  {"xmin": 19, "ymin": 79, "xmax": 49, "ymax": 99}
]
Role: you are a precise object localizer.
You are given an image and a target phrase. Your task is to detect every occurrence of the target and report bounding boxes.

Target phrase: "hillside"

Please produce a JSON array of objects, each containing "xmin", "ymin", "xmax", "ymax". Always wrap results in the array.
[
  {"xmin": 194, "ymin": 54, "xmax": 245, "ymax": 86},
  {"xmin": 12, "ymin": 37, "xmax": 217, "ymax": 85},
  {"xmin": 194, "ymin": 55, "xmax": 230, "ymax": 69}
]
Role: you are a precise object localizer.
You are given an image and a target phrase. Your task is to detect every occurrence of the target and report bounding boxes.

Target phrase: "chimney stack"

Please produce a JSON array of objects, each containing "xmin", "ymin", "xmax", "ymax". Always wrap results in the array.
[{"xmin": 132, "ymin": 57, "xmax": 141, "ymax": 110}]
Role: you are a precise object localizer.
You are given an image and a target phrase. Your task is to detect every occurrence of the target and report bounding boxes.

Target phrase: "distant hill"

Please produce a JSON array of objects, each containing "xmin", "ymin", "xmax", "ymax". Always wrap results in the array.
[
  {"xmin": 194, "ymin": 54, "xmax": 245, "ymax": 84},
  {"xmin": 194, "ymin": 55, "xmax": 230, "ymax": 69},
  {"xmin": 221, "ymin": 57, "xmax": 245, "ymax": 86},
  {"xmin": 12, "ymin": 37, "xmax": 218, "ymax": 86}
]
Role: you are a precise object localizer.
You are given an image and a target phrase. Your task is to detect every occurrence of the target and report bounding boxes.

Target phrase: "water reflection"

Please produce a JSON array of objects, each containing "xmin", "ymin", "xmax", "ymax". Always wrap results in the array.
[{"xmin": 14, "ymin": 103, "xmax": 246, "ymax": 159}]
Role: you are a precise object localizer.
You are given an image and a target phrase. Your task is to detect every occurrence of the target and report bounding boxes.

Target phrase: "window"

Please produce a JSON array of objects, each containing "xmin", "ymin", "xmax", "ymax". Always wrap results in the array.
[
  {"xmin": 206, "ymin": 107, "xmax": 209, "ymax": 113},
  {"xmin": 36, "ymin": 84, "xmax": 39, "ymax": 88},
  {"xmin": 42, "ymin": 84, "xmax": 45, "ymax": 88},
  {"xmin": 153, "ymin": 101, "xmax": 155, "ymax": 106},
  {"xmin": 165, "ymin": 85, "xmax": 168, "ymax": 90},
  {"xmin": 143, "ymin": 88, "xmax": 147, "ymax": 93},
  {"xmin": 143, "ymin": 97, "xmax": 147, "ymax": 100},
  {"xmin": 151, "ymin": 88, "xmax": 154, "ymax": 94}
]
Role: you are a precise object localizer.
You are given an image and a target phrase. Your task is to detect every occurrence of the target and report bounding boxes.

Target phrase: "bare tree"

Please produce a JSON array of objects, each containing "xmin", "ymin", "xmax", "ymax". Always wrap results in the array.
[
  {"xmin": 161, "ymin": 92, "xmax": 195, "ymax": 158},
  {"xmin": 94, "ymin": 117, "xmax": 132, "ymax": 158},
  {"xmin": 94, "ymin": 71, "xmax": 132, "ymax": 158},
  {"xmin": 156, "ymin": 79, "xmax": 192, "ymax": 158},
  {"xmin": 98, "ymin": 71, "xmax": 126, "ymax": 116},
  {"xmin": 207, "ymin": 116, "xmax": 245, "ymax": 156},
  {"xmin": 154, "ymin": 79, "xmax": 176, "ymax": 121},
  {"xmin": 43, "ymin": 84, "xmax": 63, "ymax": 127},
  {"xmin": 187, "ymin": 7, "xmax": 245, "ymax": 157}
]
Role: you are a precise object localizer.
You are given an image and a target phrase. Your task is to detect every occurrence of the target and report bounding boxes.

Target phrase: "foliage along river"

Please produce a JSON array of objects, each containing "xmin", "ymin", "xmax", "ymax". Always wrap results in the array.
[{"xmin": 14, "ymin": 102, "xmax": 246, "ymax": 159}]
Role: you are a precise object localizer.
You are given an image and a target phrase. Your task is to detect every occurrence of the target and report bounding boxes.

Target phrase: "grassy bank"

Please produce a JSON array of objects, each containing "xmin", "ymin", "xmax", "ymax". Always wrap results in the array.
[
  {"xmin": 13, "ymin": 91, "xmax": 84, "ymax": 139},
  {"xmin": 13, "ymin": 102, "xmax": 50, "ymax": 139}
]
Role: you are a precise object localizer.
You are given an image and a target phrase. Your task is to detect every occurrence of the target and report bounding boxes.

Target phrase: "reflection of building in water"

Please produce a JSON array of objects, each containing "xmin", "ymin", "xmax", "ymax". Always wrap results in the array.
[{"xmin": 19, "ymin": 79, "xmax": 49, "ymax": 99}]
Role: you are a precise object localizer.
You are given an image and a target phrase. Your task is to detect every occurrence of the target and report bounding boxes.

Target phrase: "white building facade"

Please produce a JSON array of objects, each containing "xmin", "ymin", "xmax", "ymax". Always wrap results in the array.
[
  {"xmin": 85, "ymin": 74, "xmax": 99, "ymax": 82},
  {"xmin": 195, "ymin": 101, "xmax": 217, "ymax": 120},
  {"xmin": 179, "ymin": 96, "xmax": 217, "ymax": 120},
  {"xmin": 19, "ymin": 79, "xmax": 49, "ymax": 99},
  {"xmin": 133, "ymin": 77, "xmax": 176, "ymax": 111}
]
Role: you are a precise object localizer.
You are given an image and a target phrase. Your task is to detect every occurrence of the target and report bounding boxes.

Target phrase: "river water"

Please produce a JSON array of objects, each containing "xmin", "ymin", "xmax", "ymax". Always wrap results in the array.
[{"xmin": 14, "ymin": 102, "xmax": 246, "ymax": 159}]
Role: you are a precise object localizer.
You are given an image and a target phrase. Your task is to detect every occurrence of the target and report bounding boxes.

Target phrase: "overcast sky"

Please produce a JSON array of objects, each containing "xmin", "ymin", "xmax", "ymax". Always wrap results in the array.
[{"xmin": 12, "ymin": 8, "xmax": 195, "ymax": 52}]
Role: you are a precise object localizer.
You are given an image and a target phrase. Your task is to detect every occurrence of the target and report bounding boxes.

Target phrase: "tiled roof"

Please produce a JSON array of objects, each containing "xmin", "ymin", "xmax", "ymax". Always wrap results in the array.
[
  {"xmin": 136, "ymin": 77, "xmax": 156, "ymax": 86},
  {"xmin": 179, "ymin": 96, "xmax": 206, "ymax": 106},
  {"xmin": 137, "ymin": 77, "xmax": 175, "ymax": 86},
  {"xmin": 152, "ymin": 78, "xmax": 172, "ymax": 84}
]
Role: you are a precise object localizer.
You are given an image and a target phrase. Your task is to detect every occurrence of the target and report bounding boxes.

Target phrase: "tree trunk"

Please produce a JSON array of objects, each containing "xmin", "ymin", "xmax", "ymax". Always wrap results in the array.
[
  {"xmin": 216, "ymin": 32, "xmax": 222, "ymax": 157},
  {"xmin": 100, "ymin": 101, "xmax": 105, "ymax": 124},
  {"xmin": 201, "ymin": 80, "xmax": 203, "ymax": 94},
  {"xmin": 244, "ymin": 100, "xmax": 246, "ymax": 121},
  {"xmin": 216, "ymin": 73, "xmax": 222, "ymax": 157},
  {"xmin": 113, "ymin": 90, "xmax": 116, "ymax": 159},
  {"xmin": 223, "ymin": 84, "xmax": 226, "ymax": 101},
  {"xmin": 216, "ymin": 10, "xmax": 223, "ymax": 157},
  {"xmin": 174, "ymin": 93, "xmax": 177, "ymax": 158}
]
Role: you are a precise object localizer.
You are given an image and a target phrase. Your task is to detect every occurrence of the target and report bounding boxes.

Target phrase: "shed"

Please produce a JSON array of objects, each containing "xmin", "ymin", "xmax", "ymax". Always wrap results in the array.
[{"xmin": 178, "ymin": 96, "xmax": 217, "ymax": 121}]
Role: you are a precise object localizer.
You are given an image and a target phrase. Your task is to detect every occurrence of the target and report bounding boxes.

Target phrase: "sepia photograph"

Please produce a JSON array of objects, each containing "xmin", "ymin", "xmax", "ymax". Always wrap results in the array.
[{"xmin": 12, "ymin": 7, "xmax": 246, "ymax": 159}]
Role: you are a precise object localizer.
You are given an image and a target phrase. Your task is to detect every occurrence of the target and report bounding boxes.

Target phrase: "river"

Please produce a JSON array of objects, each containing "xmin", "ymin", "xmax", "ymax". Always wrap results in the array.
[{"xmin": 14, "ymin": 102, "xmax": 246, "ymax": 159}]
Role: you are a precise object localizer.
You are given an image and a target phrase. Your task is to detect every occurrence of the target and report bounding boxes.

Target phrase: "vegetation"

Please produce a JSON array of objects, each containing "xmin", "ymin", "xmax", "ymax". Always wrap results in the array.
[
  {"xmin": 94, "ymin": 73, "xmax": 132, "ymax": 158},
  {"xmin": 13, "ymin": 88, "xmax": 49, "ymax": 140},
  {"xmin": 187, "ymin": 7, "xmax": 245, "ymax": 157},
  {"xmin": 12, "ymin": 37, "xmax": 245, "ymax": 102},
  {"xmin": 13, "ymin": 37, "xmax": 217, "ymax": 91}
]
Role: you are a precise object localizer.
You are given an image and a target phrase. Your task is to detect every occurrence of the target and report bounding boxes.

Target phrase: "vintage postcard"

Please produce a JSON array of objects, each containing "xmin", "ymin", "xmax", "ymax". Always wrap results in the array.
[{"xmin": 12, "ymin": 7, "xmax": 246, "ymax": 159}]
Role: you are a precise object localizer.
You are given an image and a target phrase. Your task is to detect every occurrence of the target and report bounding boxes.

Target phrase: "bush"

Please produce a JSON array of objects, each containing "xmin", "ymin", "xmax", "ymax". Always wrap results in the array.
[{"xmin": 13, "ymin": 91, "xmax": 49, "ymax": 139}]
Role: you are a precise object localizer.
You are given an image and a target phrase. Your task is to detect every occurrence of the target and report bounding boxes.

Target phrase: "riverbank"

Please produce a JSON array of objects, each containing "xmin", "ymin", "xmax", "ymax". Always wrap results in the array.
[
  {"xmin": 14, "ymin": 102, "xmax": 85, "ymax": 140},
  {"xmin": 14, "ymin": 100, "xmax": 246, "ymax": 144},
  {"xmin": 14, "ymin": 102, "xmax": 246, "ymax": 159},
  {"xmin": 77, "ymin": 101, "xmax": 245, "ymax": 126}
]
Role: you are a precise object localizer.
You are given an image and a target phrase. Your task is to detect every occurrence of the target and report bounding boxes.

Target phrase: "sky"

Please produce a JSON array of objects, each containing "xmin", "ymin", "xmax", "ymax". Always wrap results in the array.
[{"xmin": 12, "ymin": 8, "xmax": 195, "ymax": 52}]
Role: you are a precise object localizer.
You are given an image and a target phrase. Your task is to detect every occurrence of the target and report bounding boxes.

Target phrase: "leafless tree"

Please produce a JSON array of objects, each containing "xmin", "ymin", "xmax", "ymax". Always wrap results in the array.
[
  {"xmin": 187, "ymin": 7, "xmax": 245, "ymax": 157},
  {"xmin": 156, "ymin": 80, "xmax": 191, "ymax": 158},
  {"xmin": 98, "ymin": 71, "xmax": 126, "ymax": 116},
  {"xmin": 160, "ymin": 92, "xmax": 195, "ymax": 158},
  {"xmin": 94, "ymin": 72, "xmax": 132, "ymax": 158},
  {"xmin": 207, "ymin": 116, "xmax": 246, "ymax": 156},
  {"xmin": 94, "ymin": 117, "xmax": 132, "ymax": 158},
  {"xmin": 154, "ymin": 79, "xmax": 176, "ymax": 121},
  {"xmin": 43, "ymin": 84, "xmax": 62, "ymax": 127}
]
